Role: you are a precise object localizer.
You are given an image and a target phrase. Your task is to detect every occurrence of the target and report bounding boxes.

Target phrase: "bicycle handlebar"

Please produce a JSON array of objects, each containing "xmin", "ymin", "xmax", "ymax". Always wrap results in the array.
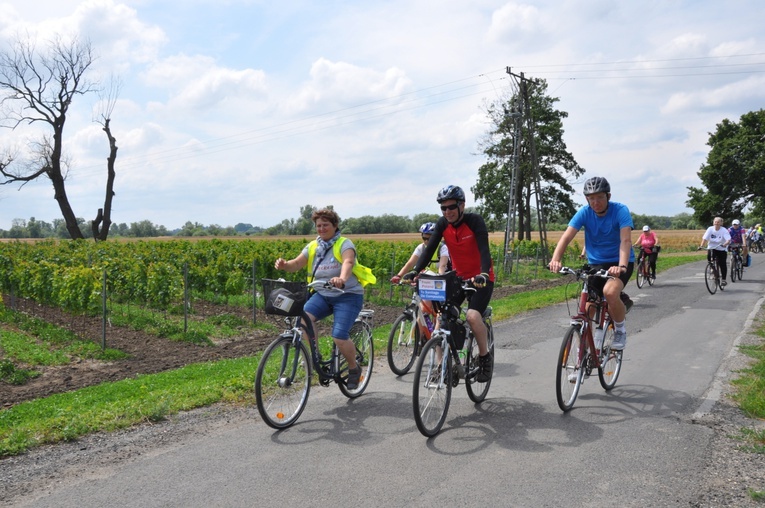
[
  {"xmin": 558, "ymin": 266, "xmax": 613, "ymax": 280},
  {"xmin": 307, "ymin": 279, "xmax": 345, "ymax": 293}
]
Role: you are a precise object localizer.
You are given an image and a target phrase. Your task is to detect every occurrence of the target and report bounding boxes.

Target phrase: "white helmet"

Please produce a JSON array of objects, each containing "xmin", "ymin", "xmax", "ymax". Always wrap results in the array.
[
  {"xmin": 642, "ymin": 225, "xmax": 650, "ymax": 232},
  {"xmin": 732, "ymin": 219, "xmax": 740, "ymax": 225}
]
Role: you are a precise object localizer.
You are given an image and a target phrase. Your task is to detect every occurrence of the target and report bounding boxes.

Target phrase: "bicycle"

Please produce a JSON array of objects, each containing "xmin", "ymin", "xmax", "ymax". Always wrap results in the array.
[
  {"xmin": 633, "ymin": 246, "xmax": 658, "ymax": 288},
  {"xmin": 411, "ymin": 271, "xmax": 494, "ymax": 437},
  {"xmin": 555, "ymin": 266, "xmax": 623, "ymax": 412},
  {"xmin": 699, "ymin": 247, "xmax": 725, "ymax": 294},
  {"xmin": 255, "ymin": 278, "xmax": 375, "ymax": 429},
  {"xmin": 729, "ymin": 245, "xmax": 744, "ymax": 283},
  {"xmin": 750, "ymin": 235, "xmax": 764, "ymax": 253},
  {"xmin": 387, "ymin": 283, "xmax": 438, "ymax": 375}
]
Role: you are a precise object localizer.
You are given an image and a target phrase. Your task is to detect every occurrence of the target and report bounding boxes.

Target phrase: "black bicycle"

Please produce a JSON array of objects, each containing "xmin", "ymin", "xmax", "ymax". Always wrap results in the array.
[
  {"xmin": 729, "ymin": 245, "xmax": 744, "ymax": 282},
  {"xmin": 699, "ymin": 247, "xmax": 725, "ymax": 294},
  {"xmin": 411, "ymin": 271, "xmax": 494, "ymax": 437},
  {"xmin": 634, "ymin": 246, "xmax": 659, "ymax": 288},
  {"xmin": 255, "ymin": 278, "xmax": 374, "ymax": 429}
]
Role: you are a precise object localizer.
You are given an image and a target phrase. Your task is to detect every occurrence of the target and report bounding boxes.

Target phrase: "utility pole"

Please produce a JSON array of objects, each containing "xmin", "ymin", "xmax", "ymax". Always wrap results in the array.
[{"xmin": 502, "ymin": 67, "xmax": 550, "ymax": 270}]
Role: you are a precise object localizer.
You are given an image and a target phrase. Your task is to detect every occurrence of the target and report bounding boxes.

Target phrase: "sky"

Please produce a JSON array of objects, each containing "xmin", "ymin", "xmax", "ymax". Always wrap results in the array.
[{"xmin": 0, "ymin": 0, "xmax": 763, "ymax": 231}]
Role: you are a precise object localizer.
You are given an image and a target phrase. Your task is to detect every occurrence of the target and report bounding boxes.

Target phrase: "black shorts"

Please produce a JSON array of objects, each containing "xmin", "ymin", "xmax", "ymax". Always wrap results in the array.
[
  {"xmin": 588, "ymin": 262, "xmax": 633, "ymax": 294},
  {"xmin": 458, "ymin": 281, "xmax": 493, "ymax": 315}
]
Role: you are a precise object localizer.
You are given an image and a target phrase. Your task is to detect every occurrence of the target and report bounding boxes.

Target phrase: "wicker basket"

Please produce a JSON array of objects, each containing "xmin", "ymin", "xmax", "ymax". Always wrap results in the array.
[{"xmin": 262, "ymin": 278, "xmax": 307, "ymax": 316}]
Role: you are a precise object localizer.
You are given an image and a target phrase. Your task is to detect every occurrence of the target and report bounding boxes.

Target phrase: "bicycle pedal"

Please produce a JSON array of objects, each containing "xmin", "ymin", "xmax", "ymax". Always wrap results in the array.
[{"xmin": 319, "ymin": 378, "xmax": 331, "ymax": 387}]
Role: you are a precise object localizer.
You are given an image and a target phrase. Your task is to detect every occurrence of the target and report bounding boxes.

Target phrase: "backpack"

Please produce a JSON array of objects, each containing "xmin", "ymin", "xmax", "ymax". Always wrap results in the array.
[{"xmin": 306, "ymin": 237, "xmax": 377, "ymax": 287}]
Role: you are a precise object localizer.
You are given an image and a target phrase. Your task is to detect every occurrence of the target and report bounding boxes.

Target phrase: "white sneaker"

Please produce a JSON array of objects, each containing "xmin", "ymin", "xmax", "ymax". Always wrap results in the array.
[{"xmin": 611, "ymin": 329, "xmax": 627, "ymax": 351}]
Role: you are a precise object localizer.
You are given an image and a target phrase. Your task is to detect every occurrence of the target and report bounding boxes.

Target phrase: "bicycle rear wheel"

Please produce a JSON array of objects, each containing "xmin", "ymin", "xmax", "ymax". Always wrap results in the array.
[
  {"xmin": 387, "ymin": 311, "xmax": 419, "ymax": 376},
  {"xmin": 466, "ymin": 319, "xmax": 494, "ymax": 403},
  {"xmin": 338, "ymin": 320, "xmax": 374, "ymax": 398},
  {"xmin": 704, "ymin": 263, "xmax": 718, "ymax": 294},
  {"xmin": 413, "ymin": 336, "xmax": 452, "ymax": 437},
  {"xmin": 556, "ymin": 325, "xmax": 585, "ymax": 412},
  {"xmin": 597, "ymin": 321, "xmax": 622, "ymax": 390},
  {"xmin": 255, "ymin": 336, "xmax": 311, "ymax": 429}
]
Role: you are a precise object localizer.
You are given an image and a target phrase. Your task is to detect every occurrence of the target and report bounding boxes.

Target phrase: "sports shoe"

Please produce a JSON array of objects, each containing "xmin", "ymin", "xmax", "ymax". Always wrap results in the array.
[
  {"xmin": 619, "ymin": 292, "xmax": 633, "ymax": 313},
  {"xmin": 721, "ymin": 280, "xmax": 727, "ymax": 287},
  {"xmin": 611, "ymin": 329, "xmax": 627, "ymax": 351},
  {"xmin": 476, "ymin": 353, "xmax": 493, "ymax": 383},
  {"xmin": 346, "ymin": 365, "xmax": 362, "ymax": 390}
]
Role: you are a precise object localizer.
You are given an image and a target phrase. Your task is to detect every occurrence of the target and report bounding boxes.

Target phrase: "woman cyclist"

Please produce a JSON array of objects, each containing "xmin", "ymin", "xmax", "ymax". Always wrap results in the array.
[{"xmin": 633, "ymin": 225, "xmax": 660, "ymax": 278}]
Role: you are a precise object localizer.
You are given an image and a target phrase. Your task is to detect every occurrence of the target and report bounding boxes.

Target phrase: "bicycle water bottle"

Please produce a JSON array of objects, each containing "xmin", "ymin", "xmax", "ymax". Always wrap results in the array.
[
  {"xmin": 424, "ymin": 314, "xmax": 434, "ymax": 333},
  {"xmin": 594, "ymin": 326, "xmax": 606, "ymax": 349}
]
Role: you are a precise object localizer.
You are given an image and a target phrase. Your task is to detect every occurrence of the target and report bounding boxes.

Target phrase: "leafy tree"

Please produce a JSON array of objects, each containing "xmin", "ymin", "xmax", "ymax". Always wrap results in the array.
[
  {"xmin": 411, "ymin": 212, "xmax": 441, "ymax": 231},
  {"xmin": 0, "ymin": 34, "xmax": 119, "ymax": 240},
  {"xmin": 687, "ymin": 109, "xmax": 765, "ymax": 224},
  {"xmin": 473, "ymin": 79, "xmax": 585, "ymax": 239}
]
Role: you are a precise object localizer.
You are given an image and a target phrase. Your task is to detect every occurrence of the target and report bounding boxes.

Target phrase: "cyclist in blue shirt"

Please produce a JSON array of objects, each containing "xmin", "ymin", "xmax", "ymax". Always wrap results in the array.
[{"xmin": 548, "ymin": 177, "xmax": 634, "ymax": 350}]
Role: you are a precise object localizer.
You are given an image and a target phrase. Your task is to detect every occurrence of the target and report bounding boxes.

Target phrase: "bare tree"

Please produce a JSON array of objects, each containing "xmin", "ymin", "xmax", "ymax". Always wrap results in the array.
[
  {"xmin": 0, "ymin": 33, "xmax": 107, "ymax": 240},
  {"xmin": 91, "ymin": 76, "xmax": 120, "ymax": 241}
]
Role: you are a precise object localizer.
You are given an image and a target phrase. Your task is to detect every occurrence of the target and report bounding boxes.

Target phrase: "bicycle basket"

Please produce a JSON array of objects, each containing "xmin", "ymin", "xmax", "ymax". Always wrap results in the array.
[
  {"xmin": 417, "ymin": 271, "xmax": 462, "ymax": 304},
  {"xmin": 262, "ymin": 279, "xmax": 307, "ymax": 316}
]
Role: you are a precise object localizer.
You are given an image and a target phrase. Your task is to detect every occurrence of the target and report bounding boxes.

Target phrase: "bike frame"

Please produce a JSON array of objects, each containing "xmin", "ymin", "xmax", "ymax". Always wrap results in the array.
[
  {"xmin": 570, "ymin": 277, "xmax": 610, "ymax": 362},
  {"xmin": 281, "ymin": 307, "xmax": 374, "ymax": 385}
]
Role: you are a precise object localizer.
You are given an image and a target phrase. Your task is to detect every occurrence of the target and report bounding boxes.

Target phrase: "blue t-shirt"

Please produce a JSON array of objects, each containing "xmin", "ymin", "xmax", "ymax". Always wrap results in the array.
[{"xmin": 569, "ymin": 201, "xmax": 635, "ymax": 265}]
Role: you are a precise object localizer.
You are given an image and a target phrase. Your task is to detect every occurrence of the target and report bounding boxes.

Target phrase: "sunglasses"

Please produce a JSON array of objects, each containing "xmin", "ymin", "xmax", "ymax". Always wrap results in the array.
[{"xmin": 440, "ymin": 204, "xmax": 459, "ymax": 211}]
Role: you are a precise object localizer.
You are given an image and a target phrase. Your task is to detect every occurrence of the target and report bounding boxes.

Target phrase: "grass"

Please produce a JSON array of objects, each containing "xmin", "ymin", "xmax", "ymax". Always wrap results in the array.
[
  {"xmin": 0, "ymin": 250, "xmax": 762, "ymax": 462},
  {"xmin": 107, "ymin": 301, "xmax": 267, "ymax": 344}
]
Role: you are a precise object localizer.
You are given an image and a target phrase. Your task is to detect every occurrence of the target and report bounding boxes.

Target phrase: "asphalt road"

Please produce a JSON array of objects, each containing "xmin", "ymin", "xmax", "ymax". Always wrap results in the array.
[{"xmin": 11, "ymin": 257, "xmax": 765, "ymax": 507}]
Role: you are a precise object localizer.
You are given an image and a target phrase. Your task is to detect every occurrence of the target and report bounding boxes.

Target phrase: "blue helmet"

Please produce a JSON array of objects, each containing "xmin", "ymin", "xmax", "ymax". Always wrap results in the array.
[{"xmin": 419, "ymin": 222, "xmax": 436, "ymax": 235}]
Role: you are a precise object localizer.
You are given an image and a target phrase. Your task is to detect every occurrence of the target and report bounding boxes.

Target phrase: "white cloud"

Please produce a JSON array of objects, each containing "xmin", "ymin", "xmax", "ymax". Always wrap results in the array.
[{"xmin": 2, "ymin": 0, "xmax": 765, "ymax": 229}]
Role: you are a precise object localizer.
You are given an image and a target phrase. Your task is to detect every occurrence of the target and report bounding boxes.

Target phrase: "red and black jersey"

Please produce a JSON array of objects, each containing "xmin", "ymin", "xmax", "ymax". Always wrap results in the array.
[{"xmin": 414, "ymin": 213, "xmax": 495, "ymax": 282}]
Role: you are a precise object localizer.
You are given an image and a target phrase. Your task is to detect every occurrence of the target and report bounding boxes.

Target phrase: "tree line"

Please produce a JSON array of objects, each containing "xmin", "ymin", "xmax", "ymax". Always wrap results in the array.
[{"xmin": 2, "ymin": 209, "xmax": 717, "ymax": 240}]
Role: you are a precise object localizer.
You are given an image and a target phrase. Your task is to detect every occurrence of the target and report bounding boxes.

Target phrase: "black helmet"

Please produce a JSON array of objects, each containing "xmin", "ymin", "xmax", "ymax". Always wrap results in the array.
[
  {"xmin": 437, "ymin": 185, "xmax": 466, "ymax": 203},
  {"xmin": 582, "ymin": 177, "xmax": 610, "ymax": 196}
]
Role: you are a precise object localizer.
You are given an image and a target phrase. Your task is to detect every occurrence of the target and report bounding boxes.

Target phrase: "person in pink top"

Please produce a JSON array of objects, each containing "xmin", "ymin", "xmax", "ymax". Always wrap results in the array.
[{"xmin": 633, "ymin": 225, "xmax": 660, "ymax": 278}]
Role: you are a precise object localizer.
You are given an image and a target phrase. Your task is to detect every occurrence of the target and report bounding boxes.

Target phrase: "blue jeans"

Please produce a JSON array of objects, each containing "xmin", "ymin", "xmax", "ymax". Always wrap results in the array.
[{"xmin": 303, "ymin": 292, "xmax": 363, "ymax": 340}]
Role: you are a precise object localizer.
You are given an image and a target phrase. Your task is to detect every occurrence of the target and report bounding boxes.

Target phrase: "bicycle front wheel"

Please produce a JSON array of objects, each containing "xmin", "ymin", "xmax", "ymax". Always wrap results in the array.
[
  {"xmin": 704, "ymin": 263, "xmax": 718, "ymax": 294},
  {"xmin": 255, "ymin": 336, "xmax": 311, "ymax": 429},
  {"xmin": 636, "ymin": 261, "xmax": 646, "ymax": 288},
  {"xmin": 466, "ymin": 319, "xmax": 494, "ymax": 403},
  {"xmin": 413, "ymin": 336, "xmax": 452, "ymax": 437},
  {"xmin": 556, "ymin": 325, "xmax": 584, "ymax": 412},
  {"xmin": 338, "ymin": 320, "xmax": 374, "ymax": 398},
  {"xmin": 387, "ymin": 311, "xmax": 418, "ymax": 376},
  {"xmin": 598, "ymin": 321, "xmax": 622, "ymax": 390},
  {"xmin": 737, "ymin": 258, "xmax": 744, "ymax": 281}
]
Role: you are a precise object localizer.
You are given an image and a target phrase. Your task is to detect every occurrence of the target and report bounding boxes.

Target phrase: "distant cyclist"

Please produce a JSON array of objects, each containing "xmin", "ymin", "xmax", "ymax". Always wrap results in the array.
[
  {"xmin": 699, "ymin": 217, "xmax": 731, "ymax": 287},
  {"xmin": 391, "ymin": 222, "xmax": 450, "ymax": 283},
  {"xmin": 728, "ymin": 219, "xmax": 747, "ymax": 265},
  {"xmin": 549, "ymin": 176, "xmax": 634, "ymax": 351},
  {"xmin": 633, "ymin": 225, "xmax": 660, "ymax": 278},
  {"xmin": 403, "ymin": 185, "xmax": 495, "ymax": 382}
]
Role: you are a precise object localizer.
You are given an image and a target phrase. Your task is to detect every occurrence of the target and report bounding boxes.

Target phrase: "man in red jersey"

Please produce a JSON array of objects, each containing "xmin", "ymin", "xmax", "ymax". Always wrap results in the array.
[{"xmin": 404, "ymin": 185, "xmax": 495, "ymax": 382}]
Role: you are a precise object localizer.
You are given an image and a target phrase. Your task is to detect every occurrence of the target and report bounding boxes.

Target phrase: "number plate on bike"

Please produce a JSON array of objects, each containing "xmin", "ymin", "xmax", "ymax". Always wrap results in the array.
[{"xmin": 417, "ymin": 278, "xmax": 447, "ymax": 302}]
